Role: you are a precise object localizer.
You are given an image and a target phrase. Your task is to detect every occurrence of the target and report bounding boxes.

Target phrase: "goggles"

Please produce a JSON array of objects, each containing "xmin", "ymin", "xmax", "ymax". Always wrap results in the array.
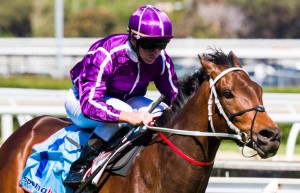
[{"xmin": 139, "ymin": 39, "xmax": 170, "ymax": 52}]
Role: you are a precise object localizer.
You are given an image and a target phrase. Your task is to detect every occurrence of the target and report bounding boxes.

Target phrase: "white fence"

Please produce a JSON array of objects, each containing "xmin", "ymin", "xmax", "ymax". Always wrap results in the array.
[
  {"xmin": 207, "ymin": 177, "xmax": 300, "ymax": 193},
  {"xmin": 0, "ymin": 88, "xmax": 300, "ymax": 160},
  {"xmin": 1, "ymin": 38, "xmax": 300, "ymax": 78}
]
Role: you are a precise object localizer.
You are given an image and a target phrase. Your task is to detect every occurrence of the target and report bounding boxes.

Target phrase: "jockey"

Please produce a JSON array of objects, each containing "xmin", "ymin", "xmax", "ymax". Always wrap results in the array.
[{"xmin": 63, "ymin": 5, "xmax": 178, "ymax": 189}]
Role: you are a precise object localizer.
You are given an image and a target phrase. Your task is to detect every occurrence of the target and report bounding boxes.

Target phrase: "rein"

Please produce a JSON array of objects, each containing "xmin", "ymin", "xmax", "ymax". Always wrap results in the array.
[
  {"xmin": 146, "ymin": 67, "xmax": 266, "ymax": 162},
  {"xmin": 158, "ymin": 132, "xmax": 214, "ymax": 166}
]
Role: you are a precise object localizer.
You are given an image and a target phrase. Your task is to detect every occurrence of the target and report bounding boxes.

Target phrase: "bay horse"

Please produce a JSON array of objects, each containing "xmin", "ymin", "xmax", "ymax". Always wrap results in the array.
[{"xmin": 0, "ymin": 50, "xmax": 281, "ymax": 193}]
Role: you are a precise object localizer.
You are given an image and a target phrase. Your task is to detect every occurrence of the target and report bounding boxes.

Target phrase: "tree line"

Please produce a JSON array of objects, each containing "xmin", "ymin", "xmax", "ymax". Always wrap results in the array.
[{"xmin": 0, "ymin": 0, "xmax": 299, "ymax": 38}]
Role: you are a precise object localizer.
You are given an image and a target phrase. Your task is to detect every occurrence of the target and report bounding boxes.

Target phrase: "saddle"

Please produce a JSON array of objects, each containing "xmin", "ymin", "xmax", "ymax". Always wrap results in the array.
[
  {"xmin": 79, "ymin": 126, "xmax": 155, "ymax": 188},
  {"xmin": 108, "ymin": 129, "xmax": 154, "ymax": 175}
]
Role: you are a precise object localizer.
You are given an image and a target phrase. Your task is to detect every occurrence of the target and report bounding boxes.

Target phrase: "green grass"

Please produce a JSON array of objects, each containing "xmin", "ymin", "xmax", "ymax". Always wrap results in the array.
[
  {"xmin": 1, "ymin": 75, "xmax": 300, "ymax": 92},
  {"xmin": 219, "ymin": 140, "xmax": 300, "ymax": 156},
  {"xmin": 0, "ymin": 75, "xmax": 72, "ymax": 90},
  {"xmin": 263, "ymin": 86, "xmax": 300, "ymax": 93},
  {"xmin": 0, "ymin": 75, "xmax": 157, "ymax": 90}
]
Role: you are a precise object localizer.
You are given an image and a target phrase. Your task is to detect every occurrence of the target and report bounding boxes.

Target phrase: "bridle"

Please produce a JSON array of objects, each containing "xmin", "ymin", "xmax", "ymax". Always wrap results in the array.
[
  {"xmin": 208, "ymin": 67, "xmax": 265, "ymax": 145},
  {"xmin": 146, "ymin": 67, "xmax": 266, "ymax": 157}
]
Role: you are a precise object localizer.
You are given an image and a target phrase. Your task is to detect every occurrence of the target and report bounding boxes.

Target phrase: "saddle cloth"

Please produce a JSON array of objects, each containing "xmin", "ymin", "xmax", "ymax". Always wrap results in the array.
[
  {"xmin": 19, "ymin": 124, "xmax": 153, "ymax": 193},
  {"xmin": 19, "ymin": 124, "xmax": 90, "ymax": 193}
]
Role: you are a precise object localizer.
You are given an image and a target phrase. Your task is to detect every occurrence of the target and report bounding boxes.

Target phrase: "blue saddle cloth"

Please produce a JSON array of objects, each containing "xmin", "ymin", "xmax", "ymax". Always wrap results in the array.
[{"xmin": 19, "ymin": 124, "xmax": 90, "ymax": 193}]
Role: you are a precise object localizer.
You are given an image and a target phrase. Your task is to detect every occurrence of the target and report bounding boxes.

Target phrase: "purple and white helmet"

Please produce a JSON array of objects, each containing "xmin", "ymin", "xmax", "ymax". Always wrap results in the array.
[{"xmin": 128, "ymin": 5, "xmax": 173, "ymax": 40}]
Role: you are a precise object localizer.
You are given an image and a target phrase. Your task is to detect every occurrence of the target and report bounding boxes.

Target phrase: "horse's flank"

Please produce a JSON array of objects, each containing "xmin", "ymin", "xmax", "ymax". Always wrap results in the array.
[{"xmin": 0, "ymin": 116, "xmax": 71, "ymax": 193}]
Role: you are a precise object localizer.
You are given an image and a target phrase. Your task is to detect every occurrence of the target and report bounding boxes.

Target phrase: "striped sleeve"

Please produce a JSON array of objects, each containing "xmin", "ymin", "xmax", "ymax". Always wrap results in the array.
[
  {"xmin": 154, "ymin": 51, "xmax": 178, "ymax": 105},
  {"xmin": 78, "ymin": 47, "xmax": 121, "ymax": 122}
]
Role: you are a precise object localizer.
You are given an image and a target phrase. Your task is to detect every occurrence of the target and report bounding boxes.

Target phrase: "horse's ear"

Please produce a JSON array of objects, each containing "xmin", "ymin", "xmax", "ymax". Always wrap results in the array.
[
  {"xmin": 198, "ymin": 54, "xmax": 220, "ymax": 77},
  {"xmin": 198, "ymin": 55, "xmax": 203, "ymax": 68},
  {"xmin": 228, "ymin": 51, "xmax": 242, "ymax": 68}
]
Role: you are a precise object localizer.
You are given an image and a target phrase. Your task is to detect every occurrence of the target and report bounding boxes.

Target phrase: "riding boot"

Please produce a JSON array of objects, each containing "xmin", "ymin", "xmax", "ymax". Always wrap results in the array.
[{"xmin": 63, "ymin": 133, "xmax": 107, "ymax": 189}]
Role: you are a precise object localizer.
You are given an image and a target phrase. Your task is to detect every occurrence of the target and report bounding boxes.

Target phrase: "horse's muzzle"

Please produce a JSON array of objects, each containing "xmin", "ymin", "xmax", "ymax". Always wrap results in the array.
[{"xmin": 253, "ymin": 127, "xmax": 282, "ymax": 158}]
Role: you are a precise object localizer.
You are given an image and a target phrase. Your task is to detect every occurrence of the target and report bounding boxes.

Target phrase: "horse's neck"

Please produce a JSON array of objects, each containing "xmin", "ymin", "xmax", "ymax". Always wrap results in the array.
[
  {"xmin": 160, "ymin": 88, "xmax": 221, "ymax": 166},
  {"xmin": 135, "ymin": 86, "xmax": 221, "ymax": 193},
  {"xmin": 172, "ymin": 82, "xmax": 221, "ymax": 155}
]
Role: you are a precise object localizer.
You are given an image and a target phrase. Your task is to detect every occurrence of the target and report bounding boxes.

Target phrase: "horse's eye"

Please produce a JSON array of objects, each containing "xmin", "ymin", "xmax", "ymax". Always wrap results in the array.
[{"xmin": 223, "ymin": 90, "xmax": 233, "ymax": 99}]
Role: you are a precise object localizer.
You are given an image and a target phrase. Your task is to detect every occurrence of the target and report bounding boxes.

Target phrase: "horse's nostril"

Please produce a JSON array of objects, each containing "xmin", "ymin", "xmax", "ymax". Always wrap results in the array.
[{"xmin": 259, "ymin": 129, "xmax": 275, "ymax": 140}]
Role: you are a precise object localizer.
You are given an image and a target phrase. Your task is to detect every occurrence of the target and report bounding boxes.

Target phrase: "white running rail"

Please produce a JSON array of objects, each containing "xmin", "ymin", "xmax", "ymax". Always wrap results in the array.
[{"xmin": 207, "ymin": 177, "xmax": 300, "ymax": 193}]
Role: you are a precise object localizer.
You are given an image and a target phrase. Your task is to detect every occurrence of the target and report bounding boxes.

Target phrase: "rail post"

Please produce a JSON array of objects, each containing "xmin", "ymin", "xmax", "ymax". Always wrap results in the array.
[
  {"xmin": 286, "ymin": 122, "xmax": 300, "ymax": 161},
  {"xmin": 1, "ymin": 114, "xmax": 13, "ymax": 143}
]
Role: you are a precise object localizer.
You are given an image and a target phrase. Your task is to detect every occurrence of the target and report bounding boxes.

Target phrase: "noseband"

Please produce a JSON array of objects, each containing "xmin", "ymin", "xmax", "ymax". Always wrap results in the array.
[{"xmin": 208, "ymin": 67, "xmax": 265, "ymax": 146}]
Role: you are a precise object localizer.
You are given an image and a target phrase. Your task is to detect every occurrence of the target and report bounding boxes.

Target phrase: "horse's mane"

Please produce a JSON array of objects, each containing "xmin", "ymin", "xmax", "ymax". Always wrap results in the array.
[{"xmin": 156, "ymin": 49, "xmax": 234, "ymax": 127}]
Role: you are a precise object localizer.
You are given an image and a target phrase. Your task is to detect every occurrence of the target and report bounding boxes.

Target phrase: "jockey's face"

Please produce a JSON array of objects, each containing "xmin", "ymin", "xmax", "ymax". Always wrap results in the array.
[
  {"xmin": 138, "ymin": 46, "xmax": 161, "ymax": 64},
  {"xmin": 130, "ymin": 37, "xmax": 168, "ymax": 64}
]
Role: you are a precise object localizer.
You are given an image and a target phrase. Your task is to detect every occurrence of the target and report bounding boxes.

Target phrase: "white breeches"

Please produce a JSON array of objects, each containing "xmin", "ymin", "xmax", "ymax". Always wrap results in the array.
[{"xmin": 64, "ymin": 86, "xmax": 165, "ymax": 141}]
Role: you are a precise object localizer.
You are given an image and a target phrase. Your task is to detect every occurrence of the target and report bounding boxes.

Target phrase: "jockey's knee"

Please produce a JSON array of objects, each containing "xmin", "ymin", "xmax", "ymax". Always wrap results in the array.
[{"xmin": 93, "ymin": 122, "xmax": 121, "ymax": 142}]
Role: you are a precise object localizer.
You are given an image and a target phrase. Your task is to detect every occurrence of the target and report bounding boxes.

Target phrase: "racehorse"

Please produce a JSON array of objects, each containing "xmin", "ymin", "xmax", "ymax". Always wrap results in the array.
[{"xmin": 0, "ymin": 49, "xmax": 281, "ymax": 193}]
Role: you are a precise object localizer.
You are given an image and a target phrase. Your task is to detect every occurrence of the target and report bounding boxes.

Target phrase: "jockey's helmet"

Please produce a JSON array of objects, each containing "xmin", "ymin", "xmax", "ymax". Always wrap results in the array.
[{"xmin": 128, "ymin": 5, "xmax": 173, "ymax": 40}]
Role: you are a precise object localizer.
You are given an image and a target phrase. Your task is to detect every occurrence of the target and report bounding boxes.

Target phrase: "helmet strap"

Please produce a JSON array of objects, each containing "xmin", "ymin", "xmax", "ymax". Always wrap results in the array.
[
  {"xmin": 129, "ymin": 35, "xmax": 141, "ymax": 57},
  {"xmin": 134, "ymin": 40, "xmax": 144, "ymax": 63},
  {"xmin": 129, "ymin": 35, "xmax": 150, "ymax": 63}
]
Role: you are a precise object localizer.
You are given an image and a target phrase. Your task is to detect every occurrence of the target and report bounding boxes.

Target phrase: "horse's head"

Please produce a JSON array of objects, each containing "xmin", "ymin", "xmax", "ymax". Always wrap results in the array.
[{"xmin": 199, "ymin": 50, "xmax": 282, "ymax": 159}]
